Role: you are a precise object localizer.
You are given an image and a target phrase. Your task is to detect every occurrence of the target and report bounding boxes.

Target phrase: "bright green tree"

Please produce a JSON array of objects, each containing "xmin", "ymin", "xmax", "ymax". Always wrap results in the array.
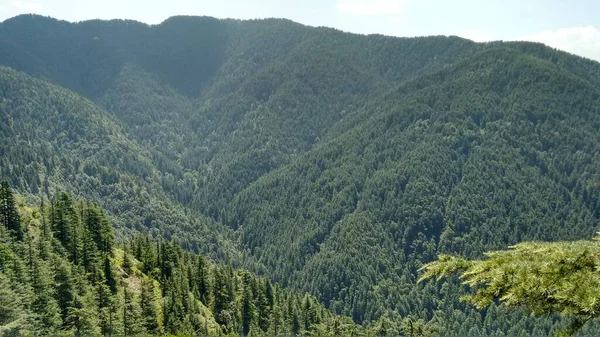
[{"xmin": 419, "ymin": 235, "xmax": 600, "ymax": 336}]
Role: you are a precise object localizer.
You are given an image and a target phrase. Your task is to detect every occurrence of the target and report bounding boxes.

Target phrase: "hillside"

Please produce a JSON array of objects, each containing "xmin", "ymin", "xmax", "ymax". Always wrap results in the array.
[
  {"xmin": 227, "ymin": 47, "xmax": 600, "ymax": 326},
  {"xmin": 0, "ymin": 184, "xmax": 370, "ymax": 336},
  {"xmin": 2, "ymin": 14, "xmax": 600, "ymax": 336},
  {"xmin": 0, "ymin": 66, "xmax": 248, "ymax": 265}
]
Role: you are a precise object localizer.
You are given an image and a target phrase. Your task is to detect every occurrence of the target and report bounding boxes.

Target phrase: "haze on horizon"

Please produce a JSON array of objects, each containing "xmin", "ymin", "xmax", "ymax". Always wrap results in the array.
[{"xmin": 1, "ymin": 0, "xmax": 599, "ymax": 62}]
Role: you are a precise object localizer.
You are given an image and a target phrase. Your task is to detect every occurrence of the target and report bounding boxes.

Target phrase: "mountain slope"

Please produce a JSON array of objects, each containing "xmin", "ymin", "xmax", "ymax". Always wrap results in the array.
[
  {"xmin": 0, "ymin": 186, "xmax": 367, "ymax": 336},
  {"xmin": 0, "ymin": 66, "xmax": 241, "ymax": 261},
  {"xmin": 226, "ymin": 47, "xmax": 600, "ymax": 326},
  {"xmin": 2, "ymin": 14, "xmax": 600, "ymax": 335},
  {"xmin": 0, "ymin": 15, "xmax": 485, "ymax": 217}
]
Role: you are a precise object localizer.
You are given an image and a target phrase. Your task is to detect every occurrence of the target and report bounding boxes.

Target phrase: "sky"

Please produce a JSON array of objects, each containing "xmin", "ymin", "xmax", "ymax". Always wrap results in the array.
[{"xmin": 1, "ymin": 0, "xmax": 599, "ymax": 61}]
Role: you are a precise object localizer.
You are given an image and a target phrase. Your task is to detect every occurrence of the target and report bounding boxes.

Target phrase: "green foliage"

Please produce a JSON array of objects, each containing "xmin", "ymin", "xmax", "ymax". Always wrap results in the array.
[
  {"xmin": 2, "ymin": 13, "xmax": 600, "ymax": 336},
  {"xmin": 420, "ymin": 237, "xmax": 600, "ymax": 335},
  {"xmin": 0, "ymin": 181, "xmax": 23, "ymax": 240},
  {"xmin": 0, "ymin": 184, "xmax": 366, "ymax": 336}
]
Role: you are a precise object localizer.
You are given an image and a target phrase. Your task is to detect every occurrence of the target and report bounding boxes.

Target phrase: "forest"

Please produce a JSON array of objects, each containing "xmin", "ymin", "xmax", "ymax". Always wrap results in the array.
[
  {"xmin": 0, "ymin": 182, "xmax": 373, "ymax": 336},
  {"xmin": 1, "ymin": 13, "xmax": 600, "ymax": 336}
]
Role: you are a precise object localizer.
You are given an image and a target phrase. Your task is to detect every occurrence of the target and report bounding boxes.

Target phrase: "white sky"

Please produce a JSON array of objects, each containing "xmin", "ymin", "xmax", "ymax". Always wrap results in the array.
[{"xmin": 1, "ymin": 0, "xmax": 599, "ymax": 61}]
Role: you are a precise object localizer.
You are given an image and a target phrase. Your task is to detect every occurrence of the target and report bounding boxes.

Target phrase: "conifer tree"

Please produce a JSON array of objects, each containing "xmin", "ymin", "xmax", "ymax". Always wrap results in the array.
[
  {"xmin": 96, "ymin": 282, "xmax": 114, "ymax": 336},
  {"xmin": 30, "ymin": 258, "xmax": 62, "ymax": 333},
  {"xmin": 54, "ymin": 259, "xmax": 75, "ymax": 327},
  {"xmin": 103, "ymin": 255, "xmax": 117, "ymax": 295},
  {"xmin": 140, "ymin": 278, "xmax": 160, "ymax": 334},
  {"xmin": 419, "ymin": 236, "xmax": 600, "ymax": 335},
  {"xmin": 212, "ymin": 267, "xmax": 231, "ymax": 326},
  {"xmin": 123, "ymin": 243, "xmax": 133, "ymax": 276},
  {"xmin": 53, "ymin": 193, "xmax": 80, "ymax": 263},
  {"xmin": 241, "ymin": 281, "xmax": 254, "ymax": 336},
  {"xmin": 0, "ymin": 181, "xmax": 23, "ymax": 241},
  {"xmin": 196, "ymin": 254, "xmax": 209, "ymax": 304},
  {"xmin": 67, "ymin": 268, "xmax": 101, "ymax": 336},
  {"xmin": 123, "ymin": 283, "xmax": 144, "ymax": 337},
  {"xmin": 0, "ymin": 273, "xmax": 24, "ymax": 333},
  {"xmin": 39, "ymin": 197, "xmax": 49, "ymax": 240}
]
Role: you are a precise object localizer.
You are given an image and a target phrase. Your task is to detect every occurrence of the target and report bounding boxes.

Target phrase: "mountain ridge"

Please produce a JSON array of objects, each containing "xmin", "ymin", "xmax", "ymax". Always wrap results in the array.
[{"xmin": 2, "ymin": 14, "xmax": 600, "ymax": 335}]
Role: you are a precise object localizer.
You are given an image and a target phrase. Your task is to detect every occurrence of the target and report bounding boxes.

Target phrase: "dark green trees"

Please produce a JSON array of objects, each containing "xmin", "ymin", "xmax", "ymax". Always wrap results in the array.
[
  {"xmin": 2, "ymin": 13, "xmax": 600, "ymax": 336},
  {"xmin": 0, "ymin": 181, "xmax": 23, "ymax": 240},
  {"xmin": 0, "ymin": 183, "xmax": 364, "ymax": 336},
  {"xmin": 140, "ymin": 278, "xmax": 160, "ymax": 334}
]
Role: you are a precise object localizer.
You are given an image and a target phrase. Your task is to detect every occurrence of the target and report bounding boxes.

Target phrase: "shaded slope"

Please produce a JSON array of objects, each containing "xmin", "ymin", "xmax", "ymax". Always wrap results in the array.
[
  {"xmin": 0, "ymin": 15, "xmax": 484, "ymax": 219},
  {"xmin": 0, "ymin": 67, "xmax": 240, "ymax": 261},
  {"xmin": 227, "ymin": 47, "xmax": 600, "ymax": 324}
]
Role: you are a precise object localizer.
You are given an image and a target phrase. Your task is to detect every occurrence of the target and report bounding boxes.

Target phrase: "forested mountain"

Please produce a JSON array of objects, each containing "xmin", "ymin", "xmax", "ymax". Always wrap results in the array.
[
  {"xmin": 228, "ymin": 46, "xmax": 600, "ymax": 325},
  {"xmin": 0, "ymin": 184, "xmax": 368, "ymax": 336},
  {"xmin": 2, "ymin": 13, "xmax": 600, "ymax": 335}
]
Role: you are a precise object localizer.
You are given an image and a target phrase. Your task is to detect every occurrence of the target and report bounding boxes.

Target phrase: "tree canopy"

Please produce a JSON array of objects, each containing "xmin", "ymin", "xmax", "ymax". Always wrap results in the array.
[
  {"xmin": 419, "ymin": 236, "xmax": 600, "ymax": 335},
  {"xmin": 2, "ymin": 14, "xmax": 600, "ymax": 335}
]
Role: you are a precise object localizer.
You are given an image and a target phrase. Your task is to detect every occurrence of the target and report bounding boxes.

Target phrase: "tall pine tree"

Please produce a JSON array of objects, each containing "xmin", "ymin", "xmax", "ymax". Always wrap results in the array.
[{"xmin": 0, "ymin": 181, "xmax": 23, "ymax": 241}]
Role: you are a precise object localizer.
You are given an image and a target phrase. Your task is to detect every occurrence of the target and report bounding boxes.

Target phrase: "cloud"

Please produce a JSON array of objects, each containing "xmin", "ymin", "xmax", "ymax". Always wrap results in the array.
[
  {"xmin": 337, "ymin": 0, "xmax": 409, "ymax": 17},
  {"xmin": 519, "ymin": 26, "xmax": 600, "ymax": 62},
  {"xmin": 459, "ymin": 29, "xmax": 492, "ymax": 43},
  {"xmin": 10, "ymin": 0, "xmax": 43, "ymax": 14}
]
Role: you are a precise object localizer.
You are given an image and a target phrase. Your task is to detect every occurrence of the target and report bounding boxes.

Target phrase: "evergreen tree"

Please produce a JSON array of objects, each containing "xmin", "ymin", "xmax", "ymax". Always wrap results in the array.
[
  {"xmin": 0, "ymin": 190, "xmax": 367, "ymax": 336},
  {"xmin": 0, "ymin": 181, "xmax": 23, "ymax": 241},
  {"xmin": 104, "ymin": 255, "xmax": 117, "ymax": 295},
  {"xmin": 54, "ymin": 259, "xmax": 75, "ymax": 327},
  {"xmin": 241, "ymin": 280, "xmax": 254, "ymax": 336},
  {"xmin": 0, "ymin": 272, "xmax": 25, "ymax": 333},
  {"xmin": 140, "ymin": 278, "xmax": 160, "ymax": 335},
  {"xmin": 53, "ymin": 193, "xmax": 81, "ymax": 263},
  {"xmin": 196, "ymin": 254, "xmax": 209, "ymax": 304},
  {"xmin": 420, "ymin": 235, "xmax": 600, "ymax": 335},
  {"xmin": 30, "ymin": 258, "xmax": 62, "ymax": 333},
  {"xmin": 67, "ymin": 268, "xmax": 101, "ymax": 336},
  {"xmin": 123, "ymin": 283, "xmax": 144, "ymax": 337},
  {"xmin": 212, "ymin": 267, "xmax": 231, "ymax": 327},
  {"xmin": 96, "ymin": 282, "xmax": 114, "ymax": 337},
  {"xmin": 123, "ymin": 244, "xmax": 133, "ymax": 276}
]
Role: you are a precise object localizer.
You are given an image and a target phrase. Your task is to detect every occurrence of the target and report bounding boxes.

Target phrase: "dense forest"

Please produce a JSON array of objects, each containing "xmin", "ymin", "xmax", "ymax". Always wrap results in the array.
[
  {"xmin": 0, "ymin": 183, "xmax": 373, "ymax": 336},
  {"xmin": 1, "ymin": 14, "xmax": 600, "ymax": 335}
]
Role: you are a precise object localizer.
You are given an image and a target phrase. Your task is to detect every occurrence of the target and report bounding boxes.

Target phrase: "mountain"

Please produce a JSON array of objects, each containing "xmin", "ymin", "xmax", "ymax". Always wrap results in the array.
[
  {"xmin": 2, "ymin": 14, "xmax": 600, "ymax": 335},
  {"xmin": 227, "ymin": 47, "xmax": 600, "ymax": 324},
  {"xmin": 0, "ymin": 65, "xmax": 242, "ymax": 262},
  {"xmin": 0, "ymin": 185, "xmax": 366, "ymax": 336}
]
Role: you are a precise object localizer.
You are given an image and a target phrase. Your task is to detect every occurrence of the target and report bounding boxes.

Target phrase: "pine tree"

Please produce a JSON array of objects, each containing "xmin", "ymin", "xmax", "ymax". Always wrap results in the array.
[
  {"xmin": 85, "ymin": 204, "xmax": 113, "ymax": 255},
  {"xmin": 54, "ymin": 259, "xmax": 75, "ymax": 327},
  {"xmin": 212, "ymin": 267, "xmax": 231, "ymax": 327},
  {"xmin": 30, "ymin": 258, "xmax": 62, "ymax": 333},
  {"xmin": 96, "ymin": 282, "xmax": 114, "ymax": 336},
  {"xmin": 286, "ymin": 294, "xmax": 300, "ymax": 336},
  {"xmin": 67, "ymin": 268, "xmax": 101, "ymax": 336},
  {"xmin": 104, "ymin": 255, "xmax": 117, "ymax": 295},
  {"xmin": 0, "ymin": 272, "xmax": 24, "ymax": 332},
  {"xmin": 0, "ymin": 181, "xmax": 23, "ymax": 241},
  {"xmin": 419, "ymin": 236, "xmax": 600, "ymax": 335},
  {"xmin": 196, "ymin": 255, "xmax": 209, "ymax": 304},
  {"xmin": 39, "ymin": 197, "xmax": 50, "ymax": 240},
  {"xmin": 123, "ymin": 283, "xmax": 143, "ymax": 337},
  {"xmin": 301, "ymin": 294, "xmax": 317, "ymax": 332},
  {"xmin": 53, "ymin": 192, "xmax": 81, "ymax": 263},
  {"xmin": 140, "ymin": 278, "xmax": 160, "ymax": 334},
  {"xmin": 241, "ymin": 281, "xmax": 254, "ymax": 336},
  {"xmin": 81, "ymin": 217, "xmax": 99, "ymax": 274},
  {"xmin": 256, "ymin": 279, "xmax": 271, "ymax": 333},
  {"xmin": 123, "ymin": 243, "xmax": 133, "ymax": 276},
  {"xmin": 267, "ymin": 286, "xmax": 283, "ymax": 336}
]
